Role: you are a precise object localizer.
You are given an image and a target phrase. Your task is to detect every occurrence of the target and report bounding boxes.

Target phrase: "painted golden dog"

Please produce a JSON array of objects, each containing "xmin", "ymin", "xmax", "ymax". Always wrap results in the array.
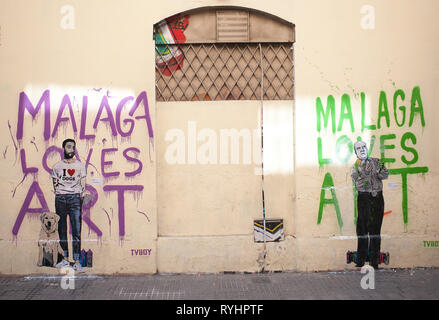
[{"xmin": 37, "ymin": 211, "xmax": 64, "ymax": 267}]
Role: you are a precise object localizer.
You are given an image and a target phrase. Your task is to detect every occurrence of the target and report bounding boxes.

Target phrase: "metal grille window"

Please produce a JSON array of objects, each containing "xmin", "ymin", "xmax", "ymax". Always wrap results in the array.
[
  {"xmin": 154, "ymin": 9, "xmax": 295, "ymax": 102},
  {"xmin": 155, "ymin": 43, "xmax": 294, "ymax": 101}
]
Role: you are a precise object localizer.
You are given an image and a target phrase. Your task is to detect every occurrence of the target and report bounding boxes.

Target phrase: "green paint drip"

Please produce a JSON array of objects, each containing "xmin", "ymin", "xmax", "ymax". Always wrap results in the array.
[
  {"xmin": 409, "ymin": 86, "xmax": 425, "ymax": 127},
  {"xmin": 377, "ymin": 91, "xmax": 390, "ymax": 129},
  {"xmin": 380, "ymin": 134, "xmax": 396, "ymax": 164},
  {"xmin": 316, "ymin": 95, "xmax": 336, "ymax": 134},
  {"xmin": 361, "ymin": 92, "xmax": 376, "ymax": 132},
  {"xmin": 368, "ymin": 135, "xmax": 376, "ymax": 157},
  {"xmin": 389, "ymin": 166, "xmax": 429, "ymax": 226},
  {"xmin": 317, "ymin": 172, "xmax": 343, "ymax": 229},
  {"xmin": 401, "ymin": 132, "xmax": 418, "ymax": 165},
  {"xmin": 337, "ymin": 94, "xmax": 355, "ymax": 132},
  {"xmin": 393, "ymin": 89, "xmax": 406, "ymax": 127},
  {"xmin": 317, "ymin": 137, "xmax": 332, "ymax": 167}
]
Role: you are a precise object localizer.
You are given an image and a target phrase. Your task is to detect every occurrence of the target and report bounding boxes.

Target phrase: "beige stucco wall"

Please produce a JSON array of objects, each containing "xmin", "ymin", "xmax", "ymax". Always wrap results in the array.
[
  {"xmin": 0, "ymin": 0, "xmax": 438, "ymax": 275},
  {"xmin": 156, "ymin": 100, "xmax": 295, "ymax": 273}
]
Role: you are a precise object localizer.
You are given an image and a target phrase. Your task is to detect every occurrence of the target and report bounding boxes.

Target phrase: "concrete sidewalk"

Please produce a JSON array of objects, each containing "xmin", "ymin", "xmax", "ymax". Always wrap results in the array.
[{"xmin": 0, "ymin": 267, "xmax": 438, "ymax": 300}]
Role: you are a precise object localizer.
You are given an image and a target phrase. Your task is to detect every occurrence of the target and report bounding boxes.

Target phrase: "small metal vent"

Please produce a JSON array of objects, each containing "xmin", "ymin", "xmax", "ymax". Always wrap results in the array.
[{"xmin": 216, "ymin": 10, "xmax": 249, "ymax": 42}]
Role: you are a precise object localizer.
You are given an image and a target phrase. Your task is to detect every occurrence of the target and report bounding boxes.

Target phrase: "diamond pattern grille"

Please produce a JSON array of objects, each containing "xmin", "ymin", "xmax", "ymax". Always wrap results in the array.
[{"xmin": 155, "ymin": 43, "xmax": 294, "ymax": 101}]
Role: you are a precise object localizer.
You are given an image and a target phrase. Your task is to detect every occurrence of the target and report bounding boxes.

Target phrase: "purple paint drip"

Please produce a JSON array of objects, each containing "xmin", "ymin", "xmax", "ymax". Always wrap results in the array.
[
  {"xmin": 20, "ymin": 149, "xmax": 38, "ymax": 174},
  {"xmin": 7, "ymin": 121, "xmax": 18, "ymax": 165},
  {"xmin": 83, "ymin": 148, "xmax": 99, "ymax": 173},
  {"xmin": 42, "ymin": 145, "xmax": 63, "ymax": 174},
  {"xmin": 30, "ymin": 137, "xmax": 39, "ymax": 152},
  {"xmin": 80, "ymin": 96, "xmax": 95, "ymax": 140},
  {"xmin": 12, "ymin": 148, "xmax": 38, "ymax": 197},
  {"xmin": 12, "ymin": 181, "xmax": 49, "ymax": 236},
  {"xmin": 123, "ymin": 147, "xmax": 142, "ymax": 177},
  {"xmin": 52, "ymin": 94, "xmax": 78, "ymax": 138},
  {"xmin": 116, "ymin": 97, "xmax": 135, "ymax": 137},
  {"xmin": 12, "ymin": 173, "xmax": 27, "ymax": 198},
  {"xmin": 101, "ymin": 148, "xmax": 120, "ymax": 178},
  {"xmin": 103, "ymin": 185, "xmax": 144, "ymax": 239},
  {"xmin": 93, "ymin": 96, "xmax": 117, "ymax": 136},
  {"xmin": 8, "ymin": 121, "xmax": 18, "ymax": 151},
  {"xmin": 17, "ymin": 90, "xmax": 51, "ymax": 141},
  {"xmin": 129, "ymin": 91, "xmax": 154, "ymax": 139}
]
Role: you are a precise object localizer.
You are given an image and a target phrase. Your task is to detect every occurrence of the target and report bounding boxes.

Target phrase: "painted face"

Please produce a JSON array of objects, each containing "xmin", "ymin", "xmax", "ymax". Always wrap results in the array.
[
  {"xmin": 354, "ymin": 141, "xmax": 368, "ymax": 160},
  {"xmin": 63, "ymin": 141, "xmax": 76, "ymax": 159},
  {"xmin": 41, "ymin": 212, "xmax": 58, "ymax": 233}
]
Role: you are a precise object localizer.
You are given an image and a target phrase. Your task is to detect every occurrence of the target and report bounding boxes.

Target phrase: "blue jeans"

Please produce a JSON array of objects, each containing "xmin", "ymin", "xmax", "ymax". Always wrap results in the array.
[{"xmin": 55, "ymin": 193, "xmax": 82, "ymax": 261}]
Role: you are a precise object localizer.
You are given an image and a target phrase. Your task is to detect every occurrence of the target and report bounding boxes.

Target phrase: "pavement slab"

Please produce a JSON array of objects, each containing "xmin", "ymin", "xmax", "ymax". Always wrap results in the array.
[{"xmin": 0, "ymin": 267, "xmax": 438, "ymax": 300}]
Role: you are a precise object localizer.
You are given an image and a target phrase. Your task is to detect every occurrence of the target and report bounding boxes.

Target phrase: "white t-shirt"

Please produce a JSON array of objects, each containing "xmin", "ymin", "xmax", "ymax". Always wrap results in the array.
[{"xmin": 52, "ymin": 160, "xmax": 87, "ymax": 195}]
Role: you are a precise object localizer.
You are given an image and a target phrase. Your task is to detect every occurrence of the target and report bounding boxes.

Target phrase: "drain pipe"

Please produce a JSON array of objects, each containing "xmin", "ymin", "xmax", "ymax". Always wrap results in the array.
[{"xmin": 259, "ymin": 43, "xmax": 267, "ymax": 272}]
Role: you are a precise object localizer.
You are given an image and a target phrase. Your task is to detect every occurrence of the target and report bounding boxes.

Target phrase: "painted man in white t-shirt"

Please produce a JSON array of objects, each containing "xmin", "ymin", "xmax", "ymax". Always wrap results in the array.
[{"xmin": 51, "ymin": 139, "xmax": 86, "ymax": 273}]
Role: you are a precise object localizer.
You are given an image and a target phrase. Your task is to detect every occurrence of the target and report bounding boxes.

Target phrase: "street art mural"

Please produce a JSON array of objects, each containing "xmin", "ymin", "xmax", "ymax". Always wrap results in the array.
[
  {"xmin": 350, "ymin": 140, "xmax": 388, "ymax": 268},
  {"xmin": 37, "ymin": 211, "xmax": 65, "ymax": 267},
  {"xmin": 316, "ymin": 86, "xmax": 429, "ymax": 230},
  {"xmin": 6, "ymin": 88, "xmax": 154, "ymax": 270},
  {"xmin": 155, "ymin": 14, "xmax": 190, "ymax": 76}
]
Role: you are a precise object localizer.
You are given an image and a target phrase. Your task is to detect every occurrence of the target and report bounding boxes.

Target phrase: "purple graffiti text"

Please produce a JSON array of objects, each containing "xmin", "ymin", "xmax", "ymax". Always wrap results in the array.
[
  {"xmin": 103, "ymin": 185, "xmax": 144, "ymax": 238},
  {"xmin": 17, "ymin": 90, "xmax": 154, "ymax": 142}
]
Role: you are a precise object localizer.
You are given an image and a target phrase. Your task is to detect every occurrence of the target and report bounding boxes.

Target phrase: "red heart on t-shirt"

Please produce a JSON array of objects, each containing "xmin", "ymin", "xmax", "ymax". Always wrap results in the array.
[{"xmin": 67, "ymin": 169, "xmax": 75, "ymax": 176}]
